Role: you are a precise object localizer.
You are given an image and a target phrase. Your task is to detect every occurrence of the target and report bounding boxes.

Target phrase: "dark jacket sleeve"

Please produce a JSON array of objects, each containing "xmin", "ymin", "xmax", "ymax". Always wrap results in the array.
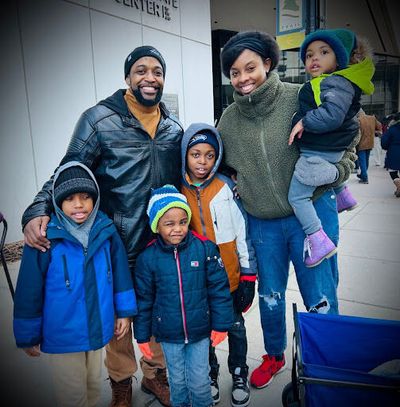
[
  {"xmin": 13, "ymin": 245, "xmax": 50, "ymax": 348},
  {"xmin": 303, "ymin": 76, "xmax": 355, "ymax": 133},
  {"xmin": 21, "ymin": 109, "xmax": 101, "ymax": 229},
  {"xmin": 205, "ymin": 242, "xmax": 234, "ymax": 332},
  {"xmin": 133, "ymin": 252, "xmax": 155, "ymax": 343},
  {"xmin": 110, "ymin": 231, "xmax": 137, "ymax": 318},
  {"xmin": 381, "ymin": 128, "xmax": 393, "ymax": 150}
]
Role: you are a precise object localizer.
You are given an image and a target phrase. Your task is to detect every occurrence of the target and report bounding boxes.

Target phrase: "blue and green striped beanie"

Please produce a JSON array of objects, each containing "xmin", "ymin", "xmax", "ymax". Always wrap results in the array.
[{"xmin": 147, "ymin": 184, "xmax": 192, "ymax": 233}]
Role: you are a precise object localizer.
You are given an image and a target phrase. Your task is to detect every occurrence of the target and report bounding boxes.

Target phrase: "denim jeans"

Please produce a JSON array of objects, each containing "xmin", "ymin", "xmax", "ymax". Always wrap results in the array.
[
  {"xmin": 358, "ymin": 149, "xmax": 371, "ymax": 182},
  {"xmin": 248, "ymin": 190, "xmax": 339, "ymax": 356},
  {"xmin": 209, "ymin": 296, "xmax": 248, "ymax": 378},
  {"xmin": 288, "ymin": 149, "xmax": 344, "ymax": 235},
  {"xmin": 161, "ymin": 338, "xmax": 213, "ymax": 407}
]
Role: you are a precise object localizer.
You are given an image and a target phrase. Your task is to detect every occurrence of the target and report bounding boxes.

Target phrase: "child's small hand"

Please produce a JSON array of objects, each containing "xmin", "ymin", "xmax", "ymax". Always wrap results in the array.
[
  {"xmin": 138, "ymin": 342, "xmax": 154, "ymax": 360},
  {"xmin": 23, "ymin": 345, "xmax": 41, "ymax": 357},
  {"xmin": 288, "ymin": 120, "xmax": 304, "ymax": 145},
  {"xmin": 210, "ymin": 330, "xmax": 228, "ymax": 347},
  {"xmin": 114, "ymin": 317, "xmax": 131, "ymax": 341}
]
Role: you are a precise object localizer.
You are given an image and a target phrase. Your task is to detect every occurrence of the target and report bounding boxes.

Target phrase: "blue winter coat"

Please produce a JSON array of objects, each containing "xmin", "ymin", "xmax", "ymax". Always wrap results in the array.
[
  {"xmin": 13, "ymin": 211, "xmax": 137, "ymax": 353},
  {"xmin": 381, "ymin": 122, "xmax": 400, "ymax": 170},
  {"xmin": 133, "ymin": 231, "xmax": 233, "ymax": 344}
]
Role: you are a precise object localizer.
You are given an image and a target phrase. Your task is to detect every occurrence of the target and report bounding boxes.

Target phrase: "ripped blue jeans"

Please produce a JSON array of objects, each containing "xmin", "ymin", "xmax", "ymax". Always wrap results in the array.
[{"xmin": 248, "ymin": 190, "xmax": 339, "ymax": 356}]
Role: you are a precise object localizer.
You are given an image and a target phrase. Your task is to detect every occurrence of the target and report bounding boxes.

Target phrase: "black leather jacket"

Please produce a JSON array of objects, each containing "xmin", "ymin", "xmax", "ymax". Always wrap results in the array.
[{"xmin": 22, "ymin": 89, "xmax": 183, "ymax": 268}]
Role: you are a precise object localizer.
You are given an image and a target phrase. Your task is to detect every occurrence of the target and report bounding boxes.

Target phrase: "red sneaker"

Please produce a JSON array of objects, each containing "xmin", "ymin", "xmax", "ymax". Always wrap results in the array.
[{"xmin": 250, "ymin": 354, "xmax": 286, "ymax": 388}]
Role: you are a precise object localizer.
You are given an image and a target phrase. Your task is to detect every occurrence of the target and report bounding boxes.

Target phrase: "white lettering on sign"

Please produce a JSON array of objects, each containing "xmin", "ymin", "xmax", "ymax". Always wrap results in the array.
[{"xmin": 115, "ymin": 0, "xmax": 179, "ymax": 22}]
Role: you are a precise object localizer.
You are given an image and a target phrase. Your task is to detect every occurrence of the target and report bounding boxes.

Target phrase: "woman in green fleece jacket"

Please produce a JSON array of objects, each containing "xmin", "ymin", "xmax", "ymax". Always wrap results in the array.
[{"xmin": 217, "ymin": 31, "xmax": 356, "ymax": 390}]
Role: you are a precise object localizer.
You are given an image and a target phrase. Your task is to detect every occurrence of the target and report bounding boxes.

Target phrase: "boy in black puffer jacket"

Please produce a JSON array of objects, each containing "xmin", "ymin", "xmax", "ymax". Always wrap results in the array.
[{"xmin": 133, "ymin": 184, "xmax": 233, "ymax": 407}]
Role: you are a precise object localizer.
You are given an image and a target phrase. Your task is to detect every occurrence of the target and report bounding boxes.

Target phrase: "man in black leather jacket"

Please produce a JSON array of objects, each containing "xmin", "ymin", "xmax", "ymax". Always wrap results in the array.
[{"xmin": 22, "ymin": 46, "xmax": 183, "ymax": 407}]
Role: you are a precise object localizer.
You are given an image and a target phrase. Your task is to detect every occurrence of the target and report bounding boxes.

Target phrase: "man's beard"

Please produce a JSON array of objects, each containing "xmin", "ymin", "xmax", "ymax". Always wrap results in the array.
[{"xmin": 132, "ymin": 87, "xmax": 163, "ymax": 107}]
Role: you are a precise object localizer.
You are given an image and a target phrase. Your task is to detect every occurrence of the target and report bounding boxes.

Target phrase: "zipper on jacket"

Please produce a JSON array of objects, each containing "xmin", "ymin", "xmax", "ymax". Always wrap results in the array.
[
  {"xmin": 195, "ymin": 188, "xmax": 207, "ymax": 237},
  {"xmin": 150, "ymin": 141, "xmax": 159, "ymax": 187},
  {"xmin": 174, "ymin": 247, "xmax": 189, "ymax": 344},
  {"xmin": 104, "ymin": 248, "xmax": 112, "ymax": 283},
  {"xmin": 62, "ymin": 255, "xmax": 71, "ymax": 290}
]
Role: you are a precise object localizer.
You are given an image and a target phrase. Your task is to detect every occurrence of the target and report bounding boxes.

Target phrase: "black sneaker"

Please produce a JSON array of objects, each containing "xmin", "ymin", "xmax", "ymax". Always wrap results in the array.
[
  {"xmin": 231, "ymin": 369, "xmax": 250, "ymax": 407},
  {"xmin": 210, "ymin": 374, "xmax": 220, "ymax": 404}
]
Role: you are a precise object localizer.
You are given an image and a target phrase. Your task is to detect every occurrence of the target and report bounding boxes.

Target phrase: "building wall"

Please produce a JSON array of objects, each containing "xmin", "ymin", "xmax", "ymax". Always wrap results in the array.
[{"xmin": 0, "ymin": 0, "xmax": 213, "ymax": 242}]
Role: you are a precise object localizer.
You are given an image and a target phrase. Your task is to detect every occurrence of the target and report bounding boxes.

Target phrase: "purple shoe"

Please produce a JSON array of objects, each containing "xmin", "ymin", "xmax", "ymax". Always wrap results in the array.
[
  {"xmin": 304, "ymin": 229, "xmax": 337, "ymax": 268},
  {"xmin": 336, "ymin": 186, "xmax": 358, "ymax": 213}
]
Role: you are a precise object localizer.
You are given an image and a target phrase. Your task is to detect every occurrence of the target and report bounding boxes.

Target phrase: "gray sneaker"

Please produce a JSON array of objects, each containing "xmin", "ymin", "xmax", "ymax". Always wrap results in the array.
[
  {"xmin": 231, "ymin": 368, "xmax": 250, "ymax": 407},
  {"xmin": 211, "ymin": 374, "xmax": 220, "ymax": 404}
]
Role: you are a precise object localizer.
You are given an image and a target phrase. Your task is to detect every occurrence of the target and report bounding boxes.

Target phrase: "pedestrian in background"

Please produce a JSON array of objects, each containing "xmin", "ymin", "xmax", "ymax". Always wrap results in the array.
[
  {"xmin": 372, "ymin": 119, "xmax": 384, "ymax": 166},
  {"xmin": 381, "ymin": 112, "xmax": 400, "ymax": 197},
  {"xmin": 357, "ymin": 110, "xmax": 382, "ymax": 184}
]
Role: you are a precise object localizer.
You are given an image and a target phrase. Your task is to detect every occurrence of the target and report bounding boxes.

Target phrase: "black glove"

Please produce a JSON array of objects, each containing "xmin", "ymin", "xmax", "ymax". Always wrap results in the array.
[{"xmin": 234, "ymin": 275, "xmax": 256, "ymax": 313}]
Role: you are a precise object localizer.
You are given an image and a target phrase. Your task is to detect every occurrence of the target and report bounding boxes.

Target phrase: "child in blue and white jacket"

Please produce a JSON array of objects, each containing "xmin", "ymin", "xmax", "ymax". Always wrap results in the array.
[{"xmin": 13, "ymin": 161, "xmax": 137, "ymax": 407}]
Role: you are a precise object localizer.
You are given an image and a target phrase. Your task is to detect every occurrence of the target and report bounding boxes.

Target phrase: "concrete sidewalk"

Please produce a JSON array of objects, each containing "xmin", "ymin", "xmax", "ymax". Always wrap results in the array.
[{"xmin": 1, "ymin": 165, "xmax": 399, "ymax": 407}]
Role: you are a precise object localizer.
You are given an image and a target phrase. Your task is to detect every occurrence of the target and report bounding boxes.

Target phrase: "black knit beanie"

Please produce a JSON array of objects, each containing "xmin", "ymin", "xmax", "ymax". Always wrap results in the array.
[
  {"xmin": 220, "ymin": 31, "xmax": 280, "ymax": 78},
  {"xmin": 124, "ymin": 45, "xmax": 166, "ymax": 78},
  {"xmin": 54, "ymin": 166, "xmax": 98, "ymax": 207}
]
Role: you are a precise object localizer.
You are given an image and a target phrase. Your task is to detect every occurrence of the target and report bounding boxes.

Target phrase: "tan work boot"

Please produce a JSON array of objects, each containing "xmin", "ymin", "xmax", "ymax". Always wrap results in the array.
[
  {"xmin": 109, "ymin": 377, "xmax": 132, "ymax": 407},
  {"xmin": 393, "ymin": 178, "xmax": 400, "ymax": 197},
  {"xmin": 141, "ymin": 368, "xmax": 171, "ymax": 406}
]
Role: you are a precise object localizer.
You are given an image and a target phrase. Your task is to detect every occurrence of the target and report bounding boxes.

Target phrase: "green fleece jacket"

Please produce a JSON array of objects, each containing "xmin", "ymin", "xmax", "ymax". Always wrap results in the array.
[{"xmin": 217, "ymin": 72, "xmax": 355, "ymax": 219}]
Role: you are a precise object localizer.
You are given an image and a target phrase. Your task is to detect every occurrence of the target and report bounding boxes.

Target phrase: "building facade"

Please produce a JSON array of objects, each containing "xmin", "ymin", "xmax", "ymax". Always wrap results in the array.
[
  {"xmin": 1, "ymin": 0, "xmax": 399, "ymax": 243},
  {"xmin": 1, "ymin": 0, "xmax": 213, "ymax": 242}
]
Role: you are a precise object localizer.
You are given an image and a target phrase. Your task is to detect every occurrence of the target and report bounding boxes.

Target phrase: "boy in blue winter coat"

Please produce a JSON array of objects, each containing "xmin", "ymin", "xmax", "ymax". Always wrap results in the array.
[
  {"xmin": 13, "ymin": 162, "xmax": 137, "ymax": 407},
  {"xmin": 181, "ymin": 123, "xmax": 257, "ymax": 407},
  {"xmin": 288, "ymin": 29, "xmax": 374, "ymax": 267},
  {"xmin": 133, "ymin": 184, "xmax": 233, "ymax": 407}
]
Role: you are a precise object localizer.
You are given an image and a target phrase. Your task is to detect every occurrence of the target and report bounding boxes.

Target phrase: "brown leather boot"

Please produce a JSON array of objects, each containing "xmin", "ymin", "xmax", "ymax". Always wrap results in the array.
[
  {"xmin": 141, "ymin": 368, "xmax": 171, "ymax": 407},
  {"xmin": 109, "ymin": 377, "xmax": 132, "ymax": 407}
]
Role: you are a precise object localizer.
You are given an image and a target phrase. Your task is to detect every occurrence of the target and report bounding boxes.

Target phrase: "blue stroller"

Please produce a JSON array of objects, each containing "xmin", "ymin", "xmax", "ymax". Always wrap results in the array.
[{"xmin": 282, "ymin": 304, "xmax": 400, "ymax": 407}]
